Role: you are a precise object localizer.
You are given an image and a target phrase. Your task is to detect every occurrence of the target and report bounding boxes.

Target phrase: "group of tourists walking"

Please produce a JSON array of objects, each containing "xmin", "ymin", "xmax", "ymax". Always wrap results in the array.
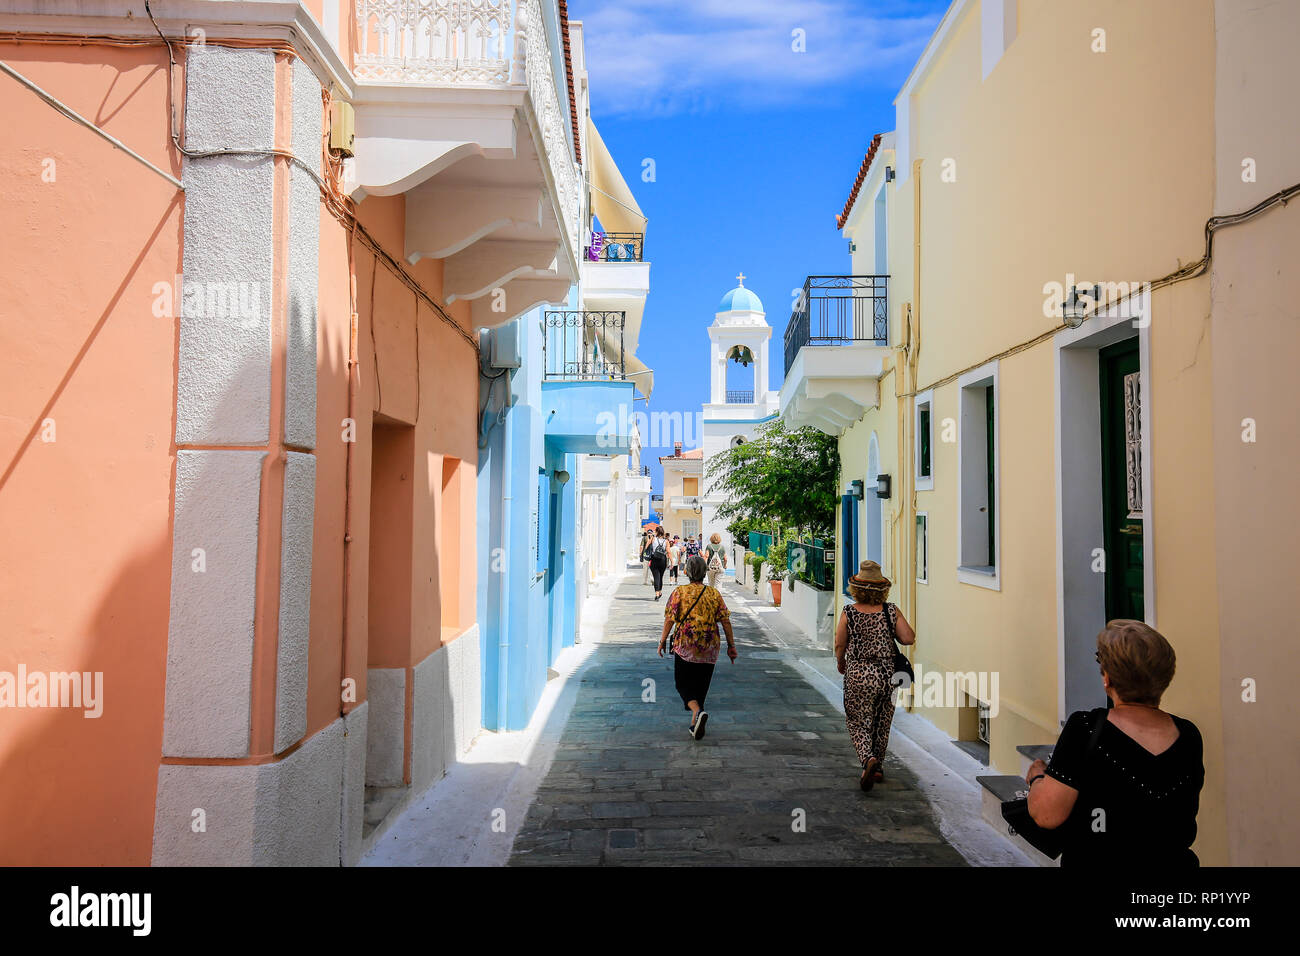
[
  {"xmin": 640, "ymin": 528, "xmax": 730, "ymax": 600},
  {"xmin": 645, "ymin": 547, "xmax": 1205, "ymax": 866}
]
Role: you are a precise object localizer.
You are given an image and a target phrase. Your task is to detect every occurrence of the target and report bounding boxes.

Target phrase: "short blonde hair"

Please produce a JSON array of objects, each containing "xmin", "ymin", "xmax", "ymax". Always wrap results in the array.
[
  {"xmin": 1096, "ymin": 619, "xmax": 1177, "ymax": 706},
  {"xmin": 710, "ymin": 532, "xmax": 721, "ymax": 544},
  {"xmin": 848, "ymin": 581, "xmax": 890, "ymax": 605}
]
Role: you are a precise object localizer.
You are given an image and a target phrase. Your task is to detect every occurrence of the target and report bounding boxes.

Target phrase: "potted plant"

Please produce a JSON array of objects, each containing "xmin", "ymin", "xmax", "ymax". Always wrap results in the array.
[
  {"xmin": 766, "ymin": 538, "xmax": 789, "ymax": 607},
  {"xmin": 747, "ymin": 552, "xmax": 765, "ymax": 594}
]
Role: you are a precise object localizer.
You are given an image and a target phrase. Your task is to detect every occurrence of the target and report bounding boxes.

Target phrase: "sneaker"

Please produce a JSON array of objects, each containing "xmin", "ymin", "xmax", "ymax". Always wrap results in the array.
[{"xmin": 692, "ymin": 711, "xmax": 709, "ymax": 740}]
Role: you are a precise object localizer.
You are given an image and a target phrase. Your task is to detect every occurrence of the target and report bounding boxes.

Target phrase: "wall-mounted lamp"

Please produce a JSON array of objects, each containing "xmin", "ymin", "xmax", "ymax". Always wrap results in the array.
[
  {"xmin": 884, "ymin": 166, "xmax": 895, "ymax": 183},
  {"xmin": 876, "ymin": 474, "xmax": 892, "ymax": 499},
  {"xmin": 847, "ymin": 479, "xmax": 865, "ymax": 500},
  {"xmin": 692, "ymin": 497, "xmax": 702, "ymax": 514},
  {"xmin": 1062, "ymin": 284, "xmax": 1098, "ymax": 330}
]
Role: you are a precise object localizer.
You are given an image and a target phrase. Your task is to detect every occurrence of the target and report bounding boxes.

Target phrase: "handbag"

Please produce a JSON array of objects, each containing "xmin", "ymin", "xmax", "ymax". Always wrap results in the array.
[
  {"xmin": 1000, "ymin": 708, "xmax": 1109, "ymax": 859},
  {"xmin": 666, "ymin": 585, "xmax": 710, "ymax": 656},
  {"xmin": 883, "ymin": 603, "xmax": 913, "ymax": 687}
]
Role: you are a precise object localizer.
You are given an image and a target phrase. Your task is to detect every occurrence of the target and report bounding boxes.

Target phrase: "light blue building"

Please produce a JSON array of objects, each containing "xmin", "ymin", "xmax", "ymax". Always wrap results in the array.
[{"xmin": 476, "ymin": 299, "xmax": 638, "ymax": 731}]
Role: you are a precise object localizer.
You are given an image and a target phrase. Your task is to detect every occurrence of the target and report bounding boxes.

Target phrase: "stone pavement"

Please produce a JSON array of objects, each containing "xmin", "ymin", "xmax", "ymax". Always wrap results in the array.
[{"xmin": 508, "ymin": 571, "xmax": 966, "ymax": 866}]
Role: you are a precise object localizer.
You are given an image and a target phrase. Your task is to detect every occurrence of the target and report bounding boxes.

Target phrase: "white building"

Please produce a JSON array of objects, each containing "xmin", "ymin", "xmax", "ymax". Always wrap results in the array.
[{"xmin": 700, "ymin": 275, "xmax": 779, "ymax": 556}]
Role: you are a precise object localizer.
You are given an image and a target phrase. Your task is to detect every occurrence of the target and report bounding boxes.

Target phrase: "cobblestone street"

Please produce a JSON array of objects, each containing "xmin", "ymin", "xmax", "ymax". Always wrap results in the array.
[{"xmin": 508, "ymin": 571, "xmax": 965, "ymax": 866}]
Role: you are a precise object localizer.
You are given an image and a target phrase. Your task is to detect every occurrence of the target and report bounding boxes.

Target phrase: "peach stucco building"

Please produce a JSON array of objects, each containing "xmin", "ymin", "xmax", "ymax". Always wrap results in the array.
[{"xmin": 1, "ymin": 0, "xmax": 592, "ymax": 864}]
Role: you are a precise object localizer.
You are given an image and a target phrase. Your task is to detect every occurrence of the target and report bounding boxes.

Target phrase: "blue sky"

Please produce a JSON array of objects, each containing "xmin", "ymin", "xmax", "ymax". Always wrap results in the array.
[{"xmin": 567, "ymin": 0, "xmax": 950, "ymax": 496}]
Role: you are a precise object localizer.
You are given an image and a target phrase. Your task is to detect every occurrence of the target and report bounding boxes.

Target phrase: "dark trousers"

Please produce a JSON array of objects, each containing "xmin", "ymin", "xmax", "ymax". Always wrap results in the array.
[
  {"xmin": 669, "ymin": 564, "xmax": 679, "ymax": 581},
  {"xmin": 650, "ymin": 555, "xmax": 666, "ymax": 590},
  {"xmin": 674, "ymin": 653, "xmax": 715, "ymax": 711}
]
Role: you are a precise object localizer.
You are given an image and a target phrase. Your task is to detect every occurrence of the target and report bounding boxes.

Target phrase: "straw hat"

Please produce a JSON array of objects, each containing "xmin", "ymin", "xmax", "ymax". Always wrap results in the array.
[{"xmin": 850, "ymin": 560, "xmax": 891, "ymax": 588}]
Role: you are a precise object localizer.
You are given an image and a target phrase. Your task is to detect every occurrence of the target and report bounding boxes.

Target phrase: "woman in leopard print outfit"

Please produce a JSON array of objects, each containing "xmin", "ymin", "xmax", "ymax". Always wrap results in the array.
[{"xmin": 834, "ymin": 560, "xmax": 916, "ymax": 791}]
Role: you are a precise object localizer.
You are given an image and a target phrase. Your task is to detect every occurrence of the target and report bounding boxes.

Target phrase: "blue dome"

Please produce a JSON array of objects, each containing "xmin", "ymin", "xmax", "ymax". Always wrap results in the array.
[{"xmin": 717, "ymin": 284, "xmax": 764, "ymax": 313}]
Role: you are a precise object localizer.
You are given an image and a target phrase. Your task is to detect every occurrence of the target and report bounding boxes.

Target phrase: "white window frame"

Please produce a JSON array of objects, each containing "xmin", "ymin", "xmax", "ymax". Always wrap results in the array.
[
  {"xmin": 957, "ymin": 360, "xmax": 1000, "ymax": 591},
  {"xmin": 914, "ymin": 389, "xmax": 934, "ymax": 491},
  {"xmin": 916, "ymin": 512, "xmax": 929, "ymax": 584}
]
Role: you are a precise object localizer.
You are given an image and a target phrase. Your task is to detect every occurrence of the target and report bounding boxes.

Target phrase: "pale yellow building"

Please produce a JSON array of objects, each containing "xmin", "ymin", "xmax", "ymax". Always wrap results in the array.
[
  {"xmin": 779, "ymin": 0, "xmax": 1300, "ymax": 865},
  {"xmin": 658, "ymin": 444, "xmax": 704, "ymax": 540}
]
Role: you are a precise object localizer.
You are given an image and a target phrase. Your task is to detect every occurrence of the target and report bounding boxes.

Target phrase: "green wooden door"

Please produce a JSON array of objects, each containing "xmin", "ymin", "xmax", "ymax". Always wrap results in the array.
[{"xmin": 1099, "ymin": 340, "xmax": 1144, "ymax": 621}]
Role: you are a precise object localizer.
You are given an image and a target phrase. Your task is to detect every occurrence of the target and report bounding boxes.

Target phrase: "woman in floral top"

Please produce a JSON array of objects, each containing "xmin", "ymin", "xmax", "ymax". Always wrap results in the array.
[{"xmin": 657, "ymin": 555, "xmax": 738, "ymax": 739}]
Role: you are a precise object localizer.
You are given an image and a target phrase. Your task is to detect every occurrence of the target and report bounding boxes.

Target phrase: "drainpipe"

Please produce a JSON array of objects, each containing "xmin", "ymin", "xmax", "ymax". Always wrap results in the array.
[
  {"xmin": 478, "ymin": 329, "xmax": 514, "ymax": 731},
  {"xmin": 340, "ymin": 260, "xmax": 359, "ymax": 719},
  {"xmin": 496, "ymin": 361, "xmax": 515, "ymax": 732}
]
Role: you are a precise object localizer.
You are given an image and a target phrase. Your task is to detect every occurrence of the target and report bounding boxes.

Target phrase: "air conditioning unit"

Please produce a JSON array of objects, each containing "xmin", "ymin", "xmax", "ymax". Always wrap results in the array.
[{"xmin": 486, "ymin": 322, "xmax": 522, "ymax": 369}]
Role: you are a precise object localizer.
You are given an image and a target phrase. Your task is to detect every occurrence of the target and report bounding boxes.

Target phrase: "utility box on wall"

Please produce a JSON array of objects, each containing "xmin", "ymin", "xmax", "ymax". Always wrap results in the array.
[{"xmin": 330, "ymin": 98, "xmax": 355, "ymax": 157}]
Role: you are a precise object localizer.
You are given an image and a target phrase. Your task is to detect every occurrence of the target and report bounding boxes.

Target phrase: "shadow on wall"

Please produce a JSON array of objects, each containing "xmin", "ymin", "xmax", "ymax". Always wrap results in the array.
[
  {"xmin": 0, "ymin": 192, "xmax": 183, "ymax": 865},
  {"xmin": 0, "ymin": 197, "xmax": 368, "ymax": 863}
]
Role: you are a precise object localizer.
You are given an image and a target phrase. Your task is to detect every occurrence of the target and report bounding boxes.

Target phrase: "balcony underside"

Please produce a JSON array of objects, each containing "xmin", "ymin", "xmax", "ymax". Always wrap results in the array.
[
  {"xmin": 779, "ymin": 344, "xmax": 888, "ymax": 436},
  {"xmin": 542, "ymin": 380, "xmax": 636, "ymax": 454},
  {"xmin": 351, "ymin": 75, "xmax": 579, "ymax": 329}
]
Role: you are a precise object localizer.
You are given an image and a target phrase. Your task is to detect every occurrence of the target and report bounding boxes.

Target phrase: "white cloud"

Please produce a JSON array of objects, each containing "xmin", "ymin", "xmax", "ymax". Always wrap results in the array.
[{"xmin": 571, "ymin": 0, "xmax": 944, "ymax": 116}]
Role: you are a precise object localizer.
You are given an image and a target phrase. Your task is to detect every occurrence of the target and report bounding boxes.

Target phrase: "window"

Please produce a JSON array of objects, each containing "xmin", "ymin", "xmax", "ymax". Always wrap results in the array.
[
  {"xmin": 916, "ymin": 513, "xmax": 928, "ymax": 584},
  {"xmin": 958, "ymin": 362, "xmax": 999, "ymax": 589},
  {"xmin": 683, "ymin": 477, "xmax": 699, "ymax": 496},
  {"xmin": 915, "ymin": 390, "xmax": 934, "ymax": 491}
]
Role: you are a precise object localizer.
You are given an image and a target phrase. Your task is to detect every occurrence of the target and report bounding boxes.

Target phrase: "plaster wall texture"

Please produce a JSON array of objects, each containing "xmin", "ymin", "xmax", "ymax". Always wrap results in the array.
[
  {"xmin": 365, "ymin": 667, "xmax": 406, "ymax": 787},
  {"xmin": 275, "ymin": 451, "xmax": 316, "ymax": 752},
  {"xmin": 153, "ymin": 715, "xmax": 346, "ymax": 865},
  {"xmin": 163, "ymin": 450, "xmax": 265, "ymax": 757},
  {"xmin": 177, "ymin": 46, "xmax": 276, "ymax": 445}
]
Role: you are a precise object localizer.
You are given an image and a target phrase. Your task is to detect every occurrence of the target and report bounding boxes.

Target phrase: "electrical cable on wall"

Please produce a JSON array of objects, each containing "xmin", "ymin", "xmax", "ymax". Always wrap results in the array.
[
  {"xmin": 140, "ymin": 1, "xmax": 479, "ymax": 356},
  {"xmin": 903, "ymin": 180, "xmax": 1300, "ymax": 400}
]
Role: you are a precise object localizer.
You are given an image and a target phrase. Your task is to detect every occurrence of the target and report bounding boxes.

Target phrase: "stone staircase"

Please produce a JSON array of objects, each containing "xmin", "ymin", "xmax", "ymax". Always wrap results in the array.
[{"xmin": 976, "ymin": 744, "xmax": 1059, "ymax": 867}]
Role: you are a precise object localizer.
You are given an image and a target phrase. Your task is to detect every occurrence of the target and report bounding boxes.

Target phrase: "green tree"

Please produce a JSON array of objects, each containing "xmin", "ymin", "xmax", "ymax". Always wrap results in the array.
[{"xmin": 705, "ymin": 420, "xmax": 839, "ymax": 539}]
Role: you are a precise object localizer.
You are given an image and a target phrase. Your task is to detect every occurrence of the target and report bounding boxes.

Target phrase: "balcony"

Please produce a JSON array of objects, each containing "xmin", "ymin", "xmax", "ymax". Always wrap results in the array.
[
  {"xmin": 778, "ymin": 275, "xmax": 891, "ymax": 436},
  {"xmin": 581, "ymin": 234, "xmax": 651, "ymax": 398},
  {"xmin": 350, "ymin": 0, "xmax": 581, "ymax": 329},
  {"xmin": 543, "ymin": 311, "xmax": 626, "ymax": 381},
  {"xmin": 726, "ymin": 389, "xmax": 754, "ymax": 404},
  {"xmin": 783, "ymin": 275, "xmax": 889, "ymax": 374},
  {"xmin": 668, "ymin": 495, "xmax": 704, "ymax": 513},
  {"xmin": 586, "ymin": 232, "xmax": 644, "ymax": 262},
  {"xmin": 542, "ymin": 311, "xmax": 635, "ymax": 454}
]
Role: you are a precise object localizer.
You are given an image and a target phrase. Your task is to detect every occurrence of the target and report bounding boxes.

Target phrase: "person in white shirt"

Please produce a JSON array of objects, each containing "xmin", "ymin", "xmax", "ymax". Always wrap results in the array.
[{"xmin": 667, "ymin": 537, "xmax": 682, "ymax": 584}]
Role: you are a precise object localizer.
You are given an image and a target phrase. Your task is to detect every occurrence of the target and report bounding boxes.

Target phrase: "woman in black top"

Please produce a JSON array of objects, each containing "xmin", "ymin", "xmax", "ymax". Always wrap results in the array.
[
  {"xmin": 647, "ymin": 528, "xmax": 669, "ymax": 601},
  {"xmin": 1025, "ymin": 619, "xmax": 1204, "ymax": 866}
]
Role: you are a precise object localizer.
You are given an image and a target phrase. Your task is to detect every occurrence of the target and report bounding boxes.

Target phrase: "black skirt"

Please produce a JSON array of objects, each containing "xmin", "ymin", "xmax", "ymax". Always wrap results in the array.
[{"xmin": 673, "ymin": 653, "xmax": 715, "ymax": 710}]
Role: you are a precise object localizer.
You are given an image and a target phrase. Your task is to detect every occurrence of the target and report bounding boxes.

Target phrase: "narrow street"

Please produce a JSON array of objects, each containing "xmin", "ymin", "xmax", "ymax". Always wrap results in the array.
[{"xmin": 507, "ymin": 570, "xmax": 965, "ymax": 866}]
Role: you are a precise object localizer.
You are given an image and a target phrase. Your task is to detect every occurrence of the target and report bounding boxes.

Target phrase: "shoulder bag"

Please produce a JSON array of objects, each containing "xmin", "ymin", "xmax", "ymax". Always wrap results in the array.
[
  {"xmin": 884, "ymin": 603, "xmax": 914, "ymax": 687},
  {"xmin": 667, "ymin": 585, "xmax": 710, "ymax": 656}
]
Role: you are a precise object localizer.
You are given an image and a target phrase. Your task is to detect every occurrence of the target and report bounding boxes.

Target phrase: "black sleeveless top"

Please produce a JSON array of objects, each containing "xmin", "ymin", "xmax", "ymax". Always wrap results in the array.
[{"xmin": 1045, "ymin": 708, "xmax": 1204, "ymax": 867}]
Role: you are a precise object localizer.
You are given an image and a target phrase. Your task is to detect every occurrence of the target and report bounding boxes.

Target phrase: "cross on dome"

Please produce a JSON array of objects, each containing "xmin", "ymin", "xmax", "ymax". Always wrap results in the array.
[{"xmin": 735, "ymin": 272, "xmax": 746, "ymax": 287}]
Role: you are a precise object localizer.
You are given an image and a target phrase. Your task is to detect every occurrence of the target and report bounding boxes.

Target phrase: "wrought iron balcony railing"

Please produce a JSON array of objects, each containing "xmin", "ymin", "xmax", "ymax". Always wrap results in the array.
[
  {"xmin": 543, "ymin": 310, "xmax": 626, "ymax": 381},
  {"xmin": 585, "ymin": 232, "xmax": 644, "ymax": 262},
  {"xmin": 726, "ymin": 389, "xmax": 754, "ymax": 404},
  {"xmin": 783, "ymin": 275, "xmax": 889, "ymax": 375}
]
